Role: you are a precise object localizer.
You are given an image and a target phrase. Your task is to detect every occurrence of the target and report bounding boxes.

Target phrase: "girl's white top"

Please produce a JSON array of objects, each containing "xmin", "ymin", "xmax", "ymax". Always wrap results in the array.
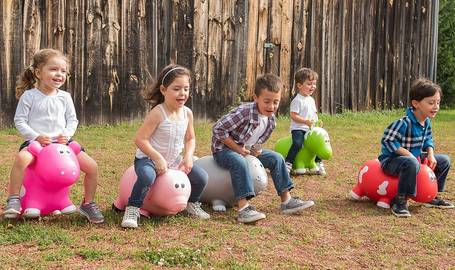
[
  {"xmin": 135, "ymin": 104, "xmax": 189, "ymax": 169},
  {"xmin": 14, "ymin": 88, "xmax": 78, "ymax": 141},
  {"xmin": 290, "ymin": 93, "xmax": 318, "ymax": 131}
]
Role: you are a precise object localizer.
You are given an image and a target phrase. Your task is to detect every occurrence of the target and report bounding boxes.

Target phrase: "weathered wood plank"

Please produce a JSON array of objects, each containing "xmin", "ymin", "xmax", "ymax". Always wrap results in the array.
[
  {"xmin": 255, "ymin": 0, "xmax": 268, "ymax": 76},
  {"xmin": 207, "ymin": 0, "xmax": 222, "ymax": 100},
  {"xmin": 192, "ymin": 0, "xmax": 209, "ymax": 118},
  {"xmin": 245, "ymin": 0, "xmax": 259, "ymax": 98},
  {"xmin": 279, "ymin": 0, "xmax": 293, "ymax": 104},
  {"xmin": 0, "ymin": 0, "xmax": 23, "ymax": 127}
]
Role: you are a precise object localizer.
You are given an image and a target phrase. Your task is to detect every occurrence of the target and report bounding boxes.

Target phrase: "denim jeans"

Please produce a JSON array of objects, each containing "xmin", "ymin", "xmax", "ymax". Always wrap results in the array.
[
  {"xmin": 286, "ymin": 130, "xmax": 305, "ymax": 164},
  {"xmin": 285, "ymin": 130, "xmax": 321, "ymax": 164},
  {"xmin": 381, "ymin": 154, "xmax": 451, "ymax": 196},
  {"xmin": 213, "ymin": 148, "xmax": 294, "ymax": 201},
  {"xmin": 128, "ymin": 157, "xmax": 209, "ymax": 207}
]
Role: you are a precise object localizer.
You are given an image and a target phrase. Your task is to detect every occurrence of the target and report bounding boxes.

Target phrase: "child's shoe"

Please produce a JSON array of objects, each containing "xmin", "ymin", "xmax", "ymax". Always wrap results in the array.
[
  {"xmin": 317, "ymin": 162, "xmax": 327, "ymax": 176},
  {"xmin": 280, "ymin": 197, "xmax": 314, "ymax": 214},
  {"xmin": 237, "ymin": 205, "xmax": 266, "ymax": 224},
  {"xmin": 121, "ymin": 206, "xmax": 140, "ymax": 228},
  {"xmin": 285, "ymin": 162, "xmax": 293, "ymax": 174},
  {"xmin": 79, "ymin": 201, "xmax": 104, "ymax": 224},
  {"xmin": 424, "ymin": 196, "xmax": 454, "ymax": 209},
  {"xmin": 391, "ymin": 195, "xmax": 411, "ymax": 217},
  {"xmin": 3, "ymin": 196, "xmax": 21, "ymax": 219},
  {"xmin": 293, "ymin": 168, "xmax": 307, "ymax": 175},
  {"xmin": 183, "ymin": 202, "xmax": 210, "ymax": 220}
]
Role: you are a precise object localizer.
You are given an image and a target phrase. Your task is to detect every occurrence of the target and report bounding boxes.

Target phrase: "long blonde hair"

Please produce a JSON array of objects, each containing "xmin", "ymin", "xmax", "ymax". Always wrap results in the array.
[
  {"xmin": 15, "ymin": 48, "xmax": 69, "ymax": 99},
  {"xmin": 143, "ymin": 64, "xmax": 191, "ymax": 109}
]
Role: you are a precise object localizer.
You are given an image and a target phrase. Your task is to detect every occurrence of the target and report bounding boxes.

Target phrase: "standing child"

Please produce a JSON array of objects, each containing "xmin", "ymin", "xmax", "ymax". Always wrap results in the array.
[
  {"xmin": 3, "ymin": 48, "xmax": 104, "ymax": 223},
  {"xmin": 379, "ymin": 78, "xmax": 453, "ymax": 217},
  {"xmin": 121, "ymin": 64, "xmax": 210, "ymax": 228},
  {"xmin": 212, "ymin": 74, "xmax": 314, "ymax": 224},
  {"xmin": 285, "ymin": 68, "xmax": 325, "ymax": 175}
]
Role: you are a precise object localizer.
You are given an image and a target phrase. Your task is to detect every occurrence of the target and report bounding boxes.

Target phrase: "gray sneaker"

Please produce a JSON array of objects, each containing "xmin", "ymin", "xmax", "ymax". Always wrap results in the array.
[
  {"xmin": 4, "ymin": 196, "xmax": 21, "ymax": 219},
  {"xmin": 183, "ymin": 202, "xmax": 210, "ymax": 220},
  {"xmin": 237, "ymin": 205, "xmax": 266, "ymax": 224},
  {"xmin": 121, "ymin": 206, "xmax": 140, "ymax": 228},
  {"xmin": 79, "ymin": 201, "xmax": 104, "ymax": 224},
  {"xmin": 281, "ymin": 197, "xmax": 314, "ymax": 214}
]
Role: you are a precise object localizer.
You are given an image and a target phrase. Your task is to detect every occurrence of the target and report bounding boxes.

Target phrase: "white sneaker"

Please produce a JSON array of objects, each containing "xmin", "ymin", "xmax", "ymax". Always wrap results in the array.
[
  {"xmin": 293, "ymin": 168, "xmax": 307, "ymax": 175},
  {"xmin": 317, "ymin": 162, "xmax": 327, "ymax": 176},
  {"xmin": 285, "ymin": 162, "xmax": 293, "ymax": 174},
  {"xmin": 121, "ymin": 206, "xmax": 139, "ymax": 228},
  {"xmin": 184, "ymin": 202, "xmax": 210, "ymax": 220}
]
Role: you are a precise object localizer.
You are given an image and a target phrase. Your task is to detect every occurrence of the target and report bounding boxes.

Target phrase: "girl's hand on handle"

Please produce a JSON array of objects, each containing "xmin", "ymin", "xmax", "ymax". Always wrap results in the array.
[
  {"xmin": 155, "ymin": 157, "xmax": 168, "ymax": 175},
  {"xmin": 35, "ymin": 135, "xmax": 52, "ymax": 146},
  {"xmin": 179, "ymin": 156, "xmax": 193, "ymax": 174},
  {"xmin": 55, "ymin": 134, "xmax": 68, "ymax": 144}
]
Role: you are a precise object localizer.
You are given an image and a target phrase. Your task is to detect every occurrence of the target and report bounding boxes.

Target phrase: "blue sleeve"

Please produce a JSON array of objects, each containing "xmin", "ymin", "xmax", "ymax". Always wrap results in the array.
[
  {"xmin": 381, "ymin": 119, "xmax": 406, "ymax": 153},
  {"xmin": 422, "ymin": 124, "xmax": 434, "ymax": 150}
]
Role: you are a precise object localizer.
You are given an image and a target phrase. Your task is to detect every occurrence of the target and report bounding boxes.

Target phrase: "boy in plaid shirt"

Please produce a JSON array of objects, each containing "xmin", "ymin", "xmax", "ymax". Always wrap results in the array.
[
  {"xmin": 211, "ymin": 74, "xmax": 314, "ymax": 224},
  {"xmin": 379, "ymin": 78, "xmax": 453, "ymax": 217}
]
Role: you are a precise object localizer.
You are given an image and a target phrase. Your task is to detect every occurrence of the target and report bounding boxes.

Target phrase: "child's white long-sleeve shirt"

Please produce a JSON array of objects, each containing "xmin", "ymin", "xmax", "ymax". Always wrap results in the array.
[{"xmin": 14, "ymin": 88, "xmax": 79, "ymax": 141}]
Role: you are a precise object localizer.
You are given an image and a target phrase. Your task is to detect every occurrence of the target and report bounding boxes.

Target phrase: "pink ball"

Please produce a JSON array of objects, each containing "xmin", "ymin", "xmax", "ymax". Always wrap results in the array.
[{"xmin": 113, "ymin": 166, "xmax": 191, "ymax": 216}]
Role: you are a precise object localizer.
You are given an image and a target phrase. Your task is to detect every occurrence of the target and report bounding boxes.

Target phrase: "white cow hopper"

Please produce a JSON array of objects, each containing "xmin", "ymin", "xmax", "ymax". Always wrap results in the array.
[{"xmin": 195, "ymin": 155, "xmax": 268, "ymax": 211}]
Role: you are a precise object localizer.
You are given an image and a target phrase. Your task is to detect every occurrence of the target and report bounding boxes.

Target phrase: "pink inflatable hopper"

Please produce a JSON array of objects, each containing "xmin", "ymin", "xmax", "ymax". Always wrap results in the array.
[
  {"xmin": 21, "ymin": 141, "xmax": 81, "ymax": 218},
  {"xmin": 113, "ymin": 166, "xmax": 191, "ymax": 217}
]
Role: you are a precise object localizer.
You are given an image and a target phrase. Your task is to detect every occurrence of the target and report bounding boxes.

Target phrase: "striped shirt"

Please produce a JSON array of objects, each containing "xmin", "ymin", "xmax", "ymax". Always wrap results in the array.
[
  {"xmin": 378, "ymin": 107, "xmax": 434, "ymax": 161},
  {"xmin": 211, "ymin": 102, "xmax": 276, "ymax": 153}
]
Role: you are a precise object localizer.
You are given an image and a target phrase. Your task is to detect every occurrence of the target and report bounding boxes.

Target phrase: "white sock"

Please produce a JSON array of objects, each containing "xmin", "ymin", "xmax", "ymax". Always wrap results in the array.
[
  {"xmin": 282, "ymin": 197, "xmax": 291, "ymax": 205},
  {"xmin": 238, "ymin": 203, "xmax": 250, "ymax": 212}
]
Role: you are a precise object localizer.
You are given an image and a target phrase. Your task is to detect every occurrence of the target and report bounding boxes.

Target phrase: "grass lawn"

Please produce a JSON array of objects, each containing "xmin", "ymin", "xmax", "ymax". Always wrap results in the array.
[{"xmin": 0, "ymin": 109, "xmax": 454, "ymax": 269}]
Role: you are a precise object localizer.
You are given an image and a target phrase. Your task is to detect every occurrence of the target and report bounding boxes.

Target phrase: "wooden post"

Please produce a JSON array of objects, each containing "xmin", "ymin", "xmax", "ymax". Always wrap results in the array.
[
  {"xmin": 192, "ymin": 0, "xmax": 208, "ymax": 119},
  {"xmin": 280, "ymin": 0, "xmax": 293, "ymax": 103},
  {"xmin": 245, "ymin": 0, "xmax": 259, "ymax": 99}
]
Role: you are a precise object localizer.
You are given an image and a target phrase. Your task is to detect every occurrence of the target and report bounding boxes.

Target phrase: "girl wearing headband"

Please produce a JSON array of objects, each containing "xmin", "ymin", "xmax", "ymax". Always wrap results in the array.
[{"xmin": 121, "ymin": 64, "xmax": 210, "ymax": 228}]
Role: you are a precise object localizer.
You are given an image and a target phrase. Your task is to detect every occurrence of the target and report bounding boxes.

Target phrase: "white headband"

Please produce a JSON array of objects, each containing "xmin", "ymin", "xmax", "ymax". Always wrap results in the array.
[{"xmin": 161, "ymin": 67, "xmax": 185, "ymax": 85}]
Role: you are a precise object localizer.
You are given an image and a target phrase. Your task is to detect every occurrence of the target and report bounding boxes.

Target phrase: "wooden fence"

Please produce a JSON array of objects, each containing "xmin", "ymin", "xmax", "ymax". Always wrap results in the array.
[{"xmin": 0, "ymin": 0, "xmax": 438, "ymax": 127}]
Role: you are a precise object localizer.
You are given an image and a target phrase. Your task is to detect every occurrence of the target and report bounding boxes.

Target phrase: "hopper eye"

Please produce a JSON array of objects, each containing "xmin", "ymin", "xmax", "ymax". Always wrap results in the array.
[
  {"xmin": 181, "ymin": 183, "xmax": 185, "ymax": 188},
  {"xmin": 175, "ymin": 183, "xmax": 180, "ymax": 188}
]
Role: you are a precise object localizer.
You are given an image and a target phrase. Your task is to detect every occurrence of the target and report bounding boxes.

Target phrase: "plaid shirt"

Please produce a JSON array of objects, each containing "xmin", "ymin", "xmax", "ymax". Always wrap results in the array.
[
  {"xmin": 211, "ymin": 102, "xmax": 276, "ymax": 153},
  {"xmin": 378, "ymin": 107, "xmax": 434, "ymax": 161}
]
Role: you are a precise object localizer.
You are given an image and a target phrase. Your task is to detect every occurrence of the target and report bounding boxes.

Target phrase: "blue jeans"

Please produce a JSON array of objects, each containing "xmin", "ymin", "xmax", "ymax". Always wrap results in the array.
[
  {"xmin": 285, "ymin": 130, "xmax": 321, "ymax": 164},
  {"xmin": 381, "ymin": 154, "xmax": 451, "ymax": 196},
  {"xmin": 127, "ymin": 157, "xmax": 208, "ymax": 207},
  {"xmin": 213, "ymin": 148, "xmax": 294, "ymax": 201}
]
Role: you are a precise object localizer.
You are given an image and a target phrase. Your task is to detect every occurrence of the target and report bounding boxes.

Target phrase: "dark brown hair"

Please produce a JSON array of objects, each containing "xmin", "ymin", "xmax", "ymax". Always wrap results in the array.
[
  {"xmin": 410, "ymin": 78, "xmax": 442, "ymax": 108},
  {"xmin": 15, "ymin": 48, "xmax": 69, "ymax": 99},
  {"xmin": 143, "ymin": 64, "xmax": 191, "ymax": 108},
  {"xmin": 254, "ymin": 74, "xmax": 283, "ymax": 96},
  {"xmin": 294, "ymin": 67, "xmax": 318, "ymax": 84}
]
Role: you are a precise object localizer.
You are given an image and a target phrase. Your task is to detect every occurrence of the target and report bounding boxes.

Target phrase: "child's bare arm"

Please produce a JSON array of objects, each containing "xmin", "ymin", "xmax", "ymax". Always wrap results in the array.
[
  {"xmin": 290, "ymin": 112, "xmax": 314, "ymax": 127},
  {"xmin": 135, "ymin": 108, "xmax": 167, "ymax": 173}
]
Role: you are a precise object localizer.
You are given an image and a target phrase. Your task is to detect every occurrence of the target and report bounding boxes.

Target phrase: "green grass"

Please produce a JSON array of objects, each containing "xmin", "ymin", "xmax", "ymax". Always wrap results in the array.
[{"xmin": 0, "ymin": 109, "xmax": 455, "ymax": 269}]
